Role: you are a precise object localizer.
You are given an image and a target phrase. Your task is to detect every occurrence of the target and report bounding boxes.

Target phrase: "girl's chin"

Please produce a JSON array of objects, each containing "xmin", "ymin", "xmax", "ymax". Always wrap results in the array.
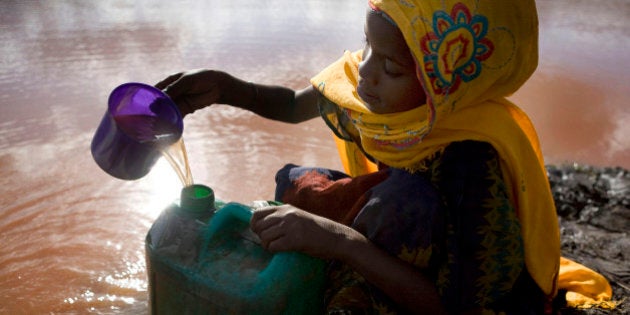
[{"xmin": 357, "ymin": 89, "xmax": 381, "ymax": 111}]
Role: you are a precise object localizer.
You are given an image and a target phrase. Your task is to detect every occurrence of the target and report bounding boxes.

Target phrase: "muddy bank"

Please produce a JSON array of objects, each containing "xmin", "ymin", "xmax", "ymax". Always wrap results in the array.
[{"xmin": 547, "ymin": 164, "xmax": 629, "ymax": 314}]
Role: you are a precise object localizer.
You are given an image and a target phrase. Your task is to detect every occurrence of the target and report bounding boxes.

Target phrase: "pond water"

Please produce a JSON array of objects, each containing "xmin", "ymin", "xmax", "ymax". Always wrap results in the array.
[{"xmin": 0, "ymin": 0, "xmax": 628, "ymax": 313}]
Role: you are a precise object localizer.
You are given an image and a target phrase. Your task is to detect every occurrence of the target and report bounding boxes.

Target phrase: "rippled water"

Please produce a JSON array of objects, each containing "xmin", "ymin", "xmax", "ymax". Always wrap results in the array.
[{"xmin": 0, "ymin": 0, "xmax": 628, "ymax": 313}]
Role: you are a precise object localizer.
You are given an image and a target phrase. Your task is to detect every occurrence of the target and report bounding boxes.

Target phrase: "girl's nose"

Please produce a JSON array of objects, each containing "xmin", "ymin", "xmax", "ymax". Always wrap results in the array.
[{"xmin": 358, "ymin": 49, "xmax": 378, "ymax": 85}]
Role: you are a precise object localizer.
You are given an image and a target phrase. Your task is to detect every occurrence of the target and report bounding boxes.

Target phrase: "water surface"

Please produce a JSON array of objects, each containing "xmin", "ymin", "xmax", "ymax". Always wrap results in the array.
[{"xmin": 0, "ymin": 0, "xmax": 628, "ymax": 313}]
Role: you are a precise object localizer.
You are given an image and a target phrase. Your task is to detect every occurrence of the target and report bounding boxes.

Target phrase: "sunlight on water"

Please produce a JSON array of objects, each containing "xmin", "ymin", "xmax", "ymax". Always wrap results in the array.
[{"xmin": 141, "ymin": 159, "xmax": 187, "ymax": 216}]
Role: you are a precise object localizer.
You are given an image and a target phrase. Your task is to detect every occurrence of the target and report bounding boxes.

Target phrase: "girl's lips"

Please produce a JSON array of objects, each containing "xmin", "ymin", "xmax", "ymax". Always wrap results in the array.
[{"xmin": 357, "ymin": 86, "xmax": 379, "ymax": 106}]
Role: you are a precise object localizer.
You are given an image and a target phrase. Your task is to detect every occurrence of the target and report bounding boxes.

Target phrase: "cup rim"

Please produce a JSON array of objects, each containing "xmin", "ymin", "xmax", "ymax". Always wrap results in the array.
[{"xmin": 108, "ymin": 81, "xmax": 183, "ymax": 133}]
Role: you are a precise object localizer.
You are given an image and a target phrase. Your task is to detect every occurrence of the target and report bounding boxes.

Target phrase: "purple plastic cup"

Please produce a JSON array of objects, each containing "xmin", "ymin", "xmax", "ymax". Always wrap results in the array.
[{"xmin": 91, "ymin": 82, "xmax": 183, "ymax": 180}]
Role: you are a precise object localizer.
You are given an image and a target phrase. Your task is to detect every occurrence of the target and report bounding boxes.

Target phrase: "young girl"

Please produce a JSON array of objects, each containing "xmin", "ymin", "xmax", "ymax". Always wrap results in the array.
[{"xmin": 156, "ymin": 1, "xmax": 607, "ymax": 313}]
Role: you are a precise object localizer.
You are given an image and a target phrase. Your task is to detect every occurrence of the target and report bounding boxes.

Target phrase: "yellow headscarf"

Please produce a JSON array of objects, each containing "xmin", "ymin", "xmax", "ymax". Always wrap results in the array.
[{"xmin": 311, "ymin": 0, "xmax": 614, "ymax": 308}]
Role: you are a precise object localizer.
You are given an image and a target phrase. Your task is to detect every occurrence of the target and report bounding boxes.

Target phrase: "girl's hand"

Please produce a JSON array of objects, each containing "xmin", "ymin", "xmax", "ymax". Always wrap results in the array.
[
  {"xmin": 155, "ymin": 69, "xmax": 246, "ymax": 117},
  {"xmin": 250, "ymin": 204, "xmax": 364, "ymax": 260},
  {"xmin": 252, "ymin": 204, "xmax": 447, "ymax": 313}
]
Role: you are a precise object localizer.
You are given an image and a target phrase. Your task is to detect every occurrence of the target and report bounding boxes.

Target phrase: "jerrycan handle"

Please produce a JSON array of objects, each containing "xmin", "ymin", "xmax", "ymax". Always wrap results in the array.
[
  {"xmin": 199, "ymin": 202, "xmax": 326, "ymax": 315},
  {"xmin": 203, "ymin": 202, "xmax": 253, "ymax": 241},
  {"xmin": 199, "ymin": 202, "xmax": 297, "ymax": 264},
  {"xmin": 198, "ymin": 202, "xmax": 255, "ymax": 264}
]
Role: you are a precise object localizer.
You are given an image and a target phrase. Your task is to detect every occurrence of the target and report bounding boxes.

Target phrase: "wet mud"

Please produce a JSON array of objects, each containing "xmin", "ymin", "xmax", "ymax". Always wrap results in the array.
[{"xmin": 548, "ymin": 164, "xmax": 629, "ymax": 314}]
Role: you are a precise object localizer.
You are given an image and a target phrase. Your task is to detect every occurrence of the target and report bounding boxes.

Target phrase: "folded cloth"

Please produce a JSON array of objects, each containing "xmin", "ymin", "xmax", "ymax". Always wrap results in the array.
[{"xmin": 275, "ymin": 164, "xmax": 388, "ymax": 225}]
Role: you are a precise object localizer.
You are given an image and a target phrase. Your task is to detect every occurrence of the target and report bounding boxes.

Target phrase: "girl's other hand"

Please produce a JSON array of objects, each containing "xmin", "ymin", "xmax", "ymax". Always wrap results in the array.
[
  {"xmin": 156, "ymin": 69, "xmax": 319, "ymax": 123},
  {"xmin": 250, "ymin": 205, "xmax": 363, "ymax": 260},
  {"xmin": 155, "ymin": 69, "xmax": 237, "ymax": 117}
]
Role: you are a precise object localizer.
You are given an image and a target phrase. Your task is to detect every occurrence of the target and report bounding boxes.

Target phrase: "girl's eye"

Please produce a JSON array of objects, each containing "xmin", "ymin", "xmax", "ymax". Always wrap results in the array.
[{"xmin": 384, "ymin": 59, "xmax": 402, "ymax": 76}]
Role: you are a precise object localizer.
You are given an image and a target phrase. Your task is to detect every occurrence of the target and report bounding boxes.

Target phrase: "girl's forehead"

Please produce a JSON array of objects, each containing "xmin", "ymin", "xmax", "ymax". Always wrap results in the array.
[
  {"xmin": 365, "ymin": 9, "xmax": 414, "ymax": 65},
  {"xmin": 366, "ymin": 12, "xmax": 396, "ymax": 40}
]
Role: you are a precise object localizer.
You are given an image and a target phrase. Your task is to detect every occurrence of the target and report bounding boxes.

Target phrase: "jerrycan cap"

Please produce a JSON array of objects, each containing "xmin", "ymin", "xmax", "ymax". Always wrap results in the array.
[{"xmin": 180, "ymin": 184, "xmax": 215, "ymax": 213}]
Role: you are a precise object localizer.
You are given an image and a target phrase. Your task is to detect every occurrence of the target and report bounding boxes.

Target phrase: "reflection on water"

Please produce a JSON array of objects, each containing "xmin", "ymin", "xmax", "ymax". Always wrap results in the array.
[
  {"xmin": 0, "ymin": 0, "xmax": 628, "ymax": 313},
  {"xmin": 512, "ymin": 0, "xmax": 630, "ymax": 167}
]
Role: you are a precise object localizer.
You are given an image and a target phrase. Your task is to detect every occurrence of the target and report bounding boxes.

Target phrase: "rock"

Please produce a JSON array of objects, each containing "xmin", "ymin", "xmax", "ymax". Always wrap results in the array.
[{"xmin": 547, "ymin": 164, "xmax": 629, "ymax": 314}]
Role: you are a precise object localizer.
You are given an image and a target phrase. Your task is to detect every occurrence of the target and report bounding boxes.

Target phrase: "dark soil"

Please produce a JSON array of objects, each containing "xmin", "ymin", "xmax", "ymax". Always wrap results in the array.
[{"xmin": 547, "ymin": 164, "xmax": 629, "ymax": 314}]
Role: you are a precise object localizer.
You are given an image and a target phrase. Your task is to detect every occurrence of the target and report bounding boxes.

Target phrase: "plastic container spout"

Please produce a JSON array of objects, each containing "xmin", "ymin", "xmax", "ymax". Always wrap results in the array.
[{"xmin": 180, "ymin": 184, "xmax": 215, "ymax": 214}]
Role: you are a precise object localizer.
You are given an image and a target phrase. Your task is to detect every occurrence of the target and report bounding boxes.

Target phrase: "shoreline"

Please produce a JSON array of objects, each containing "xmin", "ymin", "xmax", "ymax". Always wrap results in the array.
[{"xmin": 546, "ymin": 164, "xmax": 629, "ymax": 314}]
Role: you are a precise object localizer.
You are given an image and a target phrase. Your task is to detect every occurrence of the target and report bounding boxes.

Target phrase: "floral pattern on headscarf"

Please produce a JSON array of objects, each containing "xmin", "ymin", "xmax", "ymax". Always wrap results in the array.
[{"xmin": 420, "ymin": 3, "xmax": 495, "ymax": 96}]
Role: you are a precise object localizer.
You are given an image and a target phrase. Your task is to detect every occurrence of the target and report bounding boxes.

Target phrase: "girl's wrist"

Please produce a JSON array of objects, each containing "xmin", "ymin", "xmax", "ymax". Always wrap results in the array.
[
  {"xmin": 248, "ymin": 82, "xmax": 260, "ymax": 109},
  {"xmin": 219, "ymin": 73, "xmax": 248, "ymax": 107},
  {"xmin": 334, "ymin": 225, "xmax": 370, "ymax": 263}
]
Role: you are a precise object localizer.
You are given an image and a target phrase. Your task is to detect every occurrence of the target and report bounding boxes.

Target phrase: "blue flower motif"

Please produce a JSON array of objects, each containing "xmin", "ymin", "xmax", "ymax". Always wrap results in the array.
[{"xmin": 420, "ymin": 3, "xmax": 494, "ymax": 95}]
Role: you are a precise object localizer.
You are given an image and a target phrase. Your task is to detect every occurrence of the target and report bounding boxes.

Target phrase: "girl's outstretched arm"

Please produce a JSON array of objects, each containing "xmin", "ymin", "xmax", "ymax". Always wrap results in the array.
[
  {"xmin": 155, "ymin": 69, "xmax": 319, "ymax": 123},
  {"xmin": 250, "ymin": 205, "xmax": 448, "ymax": 315}
]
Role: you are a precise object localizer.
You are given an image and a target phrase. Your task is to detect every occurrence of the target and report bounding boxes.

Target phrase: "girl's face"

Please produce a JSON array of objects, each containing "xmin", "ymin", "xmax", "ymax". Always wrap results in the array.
[{"xmin": 358, "ymin": 9, "xmax": 426, "ymax": 114}]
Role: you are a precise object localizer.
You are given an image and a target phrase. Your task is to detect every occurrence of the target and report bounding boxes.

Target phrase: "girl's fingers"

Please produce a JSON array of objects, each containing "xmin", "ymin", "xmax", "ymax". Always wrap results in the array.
[
  {"xmin": 250, "ymin": 206, "xmax": 282, "ymax": 232},
  {"xmin": 257, "ymin": 224, "xmax": 285, "ymax": 251},
  {"xmin": 252, "ymin": 206, "xmax": 280, "ymax": 217},
  {"xmin": 266, "ymin": 236, "xmax": 291, "ymax": 252},
  {"xmin": 155, "ymin": 72, "xmax": 183, "ymax": 90},
  {"xmin": 160, "ymin": 69, "xmax": 205, "ymax": 99},
  {"xmin": 250, "ymin": 206, "xmax": 296, "ymax": 251},
  {"xmin": 250, "ymin": 205, "xmax": 327, "ymax": 254},
  {"xmin": 172, "ymin": 88, "xmax": 221, "ymax": 115},
  {"xmin": 161, "ymin": 75, "xmax": 189, "ymax": 100}
]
